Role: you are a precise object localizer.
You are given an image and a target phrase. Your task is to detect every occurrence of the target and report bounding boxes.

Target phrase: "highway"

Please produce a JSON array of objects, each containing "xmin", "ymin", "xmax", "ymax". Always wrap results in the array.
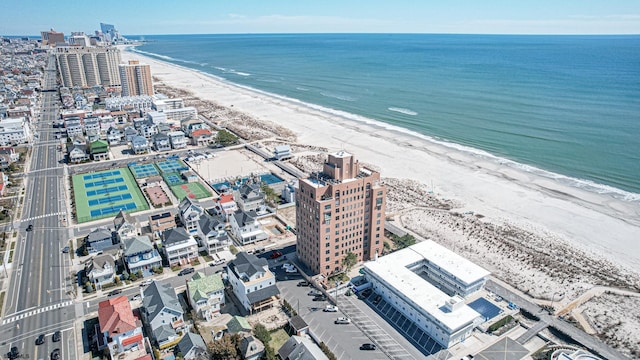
[{"xmin": 1, "ymin": 54, "xmax": 77, "ymax": 360}]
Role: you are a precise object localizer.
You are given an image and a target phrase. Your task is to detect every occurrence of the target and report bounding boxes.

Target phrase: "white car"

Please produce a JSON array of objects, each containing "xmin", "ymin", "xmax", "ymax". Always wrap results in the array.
[
  {"xmin": 323, "ymin": 305, "xmax": 338, "ymax": 312},
  {"xmin": 140, "ymin": 279, "xmax": 153, "ymax": 286},
  {"xmin": 285, "ymin": 267, "xmax": 298, "ymax": 273},
  {"xmin": 131, "ymin": 295, "xmax": 141, "ymax": 301},
  {"xmin": 282, "ymin": 263, "xmax": 295, "ymax": 270},
  {"xmin": 334, "ymin": 317, "xmax": 351, "ymax": 324}
]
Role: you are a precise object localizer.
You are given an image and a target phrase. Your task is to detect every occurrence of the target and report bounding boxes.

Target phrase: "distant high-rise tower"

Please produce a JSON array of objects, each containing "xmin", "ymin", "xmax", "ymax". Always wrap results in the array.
[
  {"xmin": 40, "ymin": 29, "xmax": 65, "ymax": 46},
  {"xmin": 119, "ymin": 60, "xmax": 154, "ymax": 96},
  {"xmin": 100, "ymin": 22, "xmax": 120, "ymax": 43},
  {"xmin": 55, "ymin": 46, "xmax": 121, "ymax": 88},
  {"xmin": 296, "ymin": 151, "xmax": 387, "ymax": 277}
]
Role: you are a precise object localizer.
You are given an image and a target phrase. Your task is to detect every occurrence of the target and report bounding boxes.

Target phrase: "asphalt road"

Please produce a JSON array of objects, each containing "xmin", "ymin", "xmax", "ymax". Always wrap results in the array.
[{"xmin": 1, "ymin": 55, "xmax": 76, "ymax": 360}]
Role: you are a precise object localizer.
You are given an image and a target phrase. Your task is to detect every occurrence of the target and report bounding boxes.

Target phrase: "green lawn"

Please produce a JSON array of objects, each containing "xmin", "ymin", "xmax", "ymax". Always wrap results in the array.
[{"xmin": 269, "ymin": 328, "xmax": 290, "ymax": 352}]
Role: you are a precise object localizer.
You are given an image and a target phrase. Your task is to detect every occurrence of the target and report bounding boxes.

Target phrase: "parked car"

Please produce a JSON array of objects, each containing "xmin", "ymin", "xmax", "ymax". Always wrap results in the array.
[
  {"xmin": 51, "ymin": 348, "xmax": 60, "ymax": 360},
  {"xmin": 108, "ymin": 289, "xmax": 122, "ymax": 297},
  {"xmin": 313, "ymin": 295, "xmax": 327, "ymax": 302},
  {"xmin": 140, "ymin": 279, "xmax": 153, "ymax": 286},
  {"xmin": 61, "ymin": 246, "xmax": 70, "ymax": 253},
  {"xmin": 360, "ymin": 343, "xmax": 377, "ymax": 351},
  {"xmin": 285, "ymin": 266, "xmax": 298, "ymax": 273},
  {"xmin": 26, "ymin": 224, "xmax": 33, "ymax": 231},
  {"xmin": 36, "ymin": 333, "xmax": 45, "ymax": 345},
  {"xmin": 269, "ymin": 250, "xmax": 283, "ymax": 259},
  {"xmin": 297, "ymin": 280, "xmax": 310, "ymax": 287},
  {"xmin": 308, "ymin": 290, "xmax": 322, "ymax": 296},
  {"xmin": 131, "ymin": 295, "xmax": 141, "ymax": 301},
  {"xmin": 178, "ymin": 267, "xmax": 195, "ymax": 276},
  {"xmin": 52, "ymin": 330, "xmax": 61, "ymax": 342},
  {"xmin": 8, "ymin": 346, "xmax": 19, "ymax": 359},
  {"xmin": 334, "ymin": 317, "xmax": 351, "ymax": 324},
  {"xmin": 282, "ymin": 263, "xmax": 294, "ymax": 270},
  {"xmin": 323, "ymin": 305, "xmax": 338, "ymax": 312}
]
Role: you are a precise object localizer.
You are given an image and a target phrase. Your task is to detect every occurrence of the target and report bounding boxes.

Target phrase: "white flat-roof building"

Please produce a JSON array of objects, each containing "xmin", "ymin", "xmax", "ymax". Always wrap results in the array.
[{"xmin": 363, "ymin": 240, "xmax": 490, "ymax": 348}]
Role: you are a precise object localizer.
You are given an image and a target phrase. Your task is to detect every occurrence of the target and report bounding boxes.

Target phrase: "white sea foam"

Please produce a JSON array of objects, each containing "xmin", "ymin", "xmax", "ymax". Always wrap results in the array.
[
  {"xmin": 296, "ymin": 87, "xmax": 309, "ymax": 91},
  {"xmin": 133, "ymin": 49, "xmax": 640, "ymax": 204},
  {"xmin": 388, "ymin": 107, "xmax": 418, "ymax": 116},
  {"xmin": 320, "ymin": 92, "xmax": 356, "ymax": 102}
]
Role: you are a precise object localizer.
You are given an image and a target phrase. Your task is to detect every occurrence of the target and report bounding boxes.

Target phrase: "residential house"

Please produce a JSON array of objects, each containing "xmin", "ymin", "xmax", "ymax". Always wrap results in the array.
[
  {"xmin": 273, "ymin": 145, "xmax": 292, "ymax": 160},
  {"xmin": 106, "ymin": 127, "xmax": 123, "ymax": 145},
  {"xmin": 212, "ymin": 194, "xmax": 238, "ymax": 218},
  {"xmin": 278, "ymin": 335, "xmax": 329, "ymax": 360},
  {"xmin": 99, "ymin": 116, "xmax": 116, "ymax": 136},
  {"xmin": 161, "ymin": 227, "xmax": 198, "ymax": 266},
  {"xmin": 90, "ymin": 139, "xmax": 109, "ymax": 160},
  {"xmin": 142, "ymin": 281, "xmax": 185, "ymax": 346},
  {"xmin": 229, "ymin": 210, "xmax": 268, "ymax": 245},
  {"xmin": 139, "ymin": 119, "xmax": 158, "ymax": 139},
  {"xmin": 288, "ymin": 315, "xmax": 310, "ymax": 337},
  {"xmin": 282, "ymin": 182, "xmax": 296, "ymax": 204},
  {"xmin": 226, "ymin": 252, "xmax": 280, "ymax": 313},
  {"xmin": 86, "ymin": 130, "xmax": 101, "ymax": 143},
  {"xmin": 113, "ymin": 209, "xmax": 140, "ymax": 242},
  {"xmin": 153, "ymin": 325, "xmax": 181, "ymax": 350},
  {"xmin": 123, "ymin": 126, "xmax": 138, "ymax": 142},
  {"xmin": 86, "ymin": 254, "xmax": 116, "ymax": 289},
  {"xmin": 174, "ymin": 333, "xmax": 207, "ymax": 360},
  {"xmin": 0, "ymin": 147, "xmax": 19, "ymax": 169},
  {"xmin": 86, "ymin": 227, "xmax": 114, "ymax": 252},
  {"xmin": 240, "ymin": 335, "xmax": 265, "ymax": 360},
  {"xmin": 233, "ymin": 183, "xmax": 265, "ymax": 212},
  {"xmin": 186, "ymin": 272, "xmax": 225, "ymax": 321},
  {"xmin": 196, "ymin": 215, "xmax": 230, "ymax": 254},
  {"xmin": 191, "ymin": 129, "xmax": 213, "ymax": 146},
  {"xmin": 0, "ymin": 172, "xmax": 9, "ymax": 196},
  {"xmin": 167, "ymin": 130, "xmax": 187, "ymax": 149},
  {"xmin": 177, "ymin": 197, "xmax": 204, "ymax": 234},
  {"xmin": 152, "ymin": 133, "xmax": 171, "ymax": 152},
  {"xmin": 84, "ymin": 117, "xmax": 101, "ymax": 135},
  {"xmin": 65, "ymin": 117, "xmax": 83, "ymax": 137},
  {"xmin": 68, "ymin": 144, "xmax": 89, "ymax": 163},
  {"xmin": 181, "ymin": 118, "xmax": 208, "ymax": 137},
  {"xmin": 131, "ymin": 135, "xmax": 150, "ymax": 154},
  {"xmin": 97, "ymin": 296, "xmax": 145, "ymax": 356},
  {"xmin": 148, "ymin": 212, "xmax": 176, "ymax": 235},
  {"xmin": 122, "ymin": 236, "xmax": 162, "ymax": 278}
]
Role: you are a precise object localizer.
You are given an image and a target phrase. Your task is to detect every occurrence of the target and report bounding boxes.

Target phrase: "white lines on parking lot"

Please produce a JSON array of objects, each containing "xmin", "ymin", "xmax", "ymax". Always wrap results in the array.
[{"xmin": 2, "ymin": 300, "xmax": 73, "ymax": 325}]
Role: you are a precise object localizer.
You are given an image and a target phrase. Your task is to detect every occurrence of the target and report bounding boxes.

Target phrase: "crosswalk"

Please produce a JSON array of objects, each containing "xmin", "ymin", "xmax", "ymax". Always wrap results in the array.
[
  {"xmin": 2, "ymin": 300, "xmax": 73, "ymax": 325},
  {"xmin": 21, "ymin": 212, "xmax": 66, "ymax": 223}
]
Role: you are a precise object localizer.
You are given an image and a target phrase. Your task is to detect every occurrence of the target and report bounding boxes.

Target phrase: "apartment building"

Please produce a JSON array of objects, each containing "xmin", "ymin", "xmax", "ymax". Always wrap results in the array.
[
  {"xmin": 55, "ymin": 46, "xmax": 121, "ymax": 88},
  {"xmin": 119, "ymin": 60, "xmax": 154, "ymax": 96},
  {"xmin": 296, "ymin": 151, "xmax": 386, "ymax": 276}
]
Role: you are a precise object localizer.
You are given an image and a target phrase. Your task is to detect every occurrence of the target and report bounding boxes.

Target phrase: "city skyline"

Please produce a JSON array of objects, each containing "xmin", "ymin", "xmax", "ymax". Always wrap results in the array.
[{"xmin": 3, "ymin": 0, "xmax": 640, "ymax": 36}]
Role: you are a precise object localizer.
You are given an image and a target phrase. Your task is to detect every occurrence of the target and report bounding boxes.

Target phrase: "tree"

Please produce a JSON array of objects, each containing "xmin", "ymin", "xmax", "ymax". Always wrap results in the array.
[
  {"xmin": 215, "ymin": 130, "xmax": 239, "ymax": 147},
  {"xmin": 253, "ymin": 323, "xmax": 271, "ymax": 344},
  {"xmin": 260, "ymin": 183, "xmax": 280, "ymax": 206},
  {"xmin": 392, "ymin": 234, "xmax": 416, "ymax": 249},
  {"xmin": 208, "ymin": 334, "xmax": 241, "ymax": 360},
  {"xmin": 342, "ymin": 252, "xmax": 357, "ymax": 273}
]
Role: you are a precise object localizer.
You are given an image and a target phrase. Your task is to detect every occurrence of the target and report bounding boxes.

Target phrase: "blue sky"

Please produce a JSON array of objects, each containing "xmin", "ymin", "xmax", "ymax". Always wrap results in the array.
[{"xmin": 3, "ymin": 0, "xmax": 639, "ymax": 36}]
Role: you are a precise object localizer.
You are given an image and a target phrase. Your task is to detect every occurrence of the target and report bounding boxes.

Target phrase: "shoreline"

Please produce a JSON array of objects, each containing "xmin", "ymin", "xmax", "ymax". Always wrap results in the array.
[{"xmin": 120, "ymin": 47, "xmax": 640, "ymax": 274}]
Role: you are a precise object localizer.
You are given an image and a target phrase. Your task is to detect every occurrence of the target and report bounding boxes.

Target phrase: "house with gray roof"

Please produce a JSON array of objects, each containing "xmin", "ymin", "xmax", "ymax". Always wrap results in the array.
[
  {"xmin": 178, "ymin": 197, "xmax": 204, "ymax": 234},
  {"xmin": 227, "ymin": 252, "xmax": 279, "ymax": 313},
  {"xmin": 187, "ymin": 272, "xmax": 225, "ymax": 321},
  {"xmin": 68, "ymin": 144, "xmax": 89, "ymax": 163},
  {"xmin": 86, "ymin": 253, "xmax": 116, "ymax": 290},
  {"xmin": 240, "ymin": 335, "xmax": 264, "ymax": 360},
  {"xmin": 278, "ymin": 335, "xmax": 329, "ymax": 360},
  {"xmin": 152, "ymin": 133, "xmax": 171, "ymax": 152},
  {"xmin": 152, "ymin": 324, "xmax": 180, "ymax": 349},
  {"xmin": 131, "ymin": 135, "xmax": 150, "ymax": 154},
  {"xmin": 123, "ymin": 126, "xmax": 138, "ymax": 142},
  {"xmin": 233, "ymin": 183, "xmax": 265, "ymax": 212},
  {"xmin": 122, "ymin": 236, "xmax": 161, "ymax": 278},
  {"xmin": 197, "ymin": 214, "xmax": 230, "ymax": 255},
  {"xmin": 106, "ymin": 126, "xmax": 123, "ymax": 145},
  {"xmin": 86, "ymin": 227, "xmax": 113, "ymax": 252},
  {"xmin": 229, "ymin": 210, "xmax": 268, "ymax": 245},
  {"xmin": 161, "ymin": 227, "xmax": 198, "ymax": 266},
  {"xmin": 175, "ymin": 332, "xmax": 207, "ymax": 360},
  {"xmin": 142, "ymin": 280, "xmax": 185, "ymax": 344},
  {"xmin": 114, "ymin": 209, "xmax": 139, "ymax": 242}
]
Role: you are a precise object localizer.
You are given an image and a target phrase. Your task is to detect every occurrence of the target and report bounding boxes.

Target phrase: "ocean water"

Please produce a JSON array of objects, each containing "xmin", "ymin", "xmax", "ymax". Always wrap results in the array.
[{"xmin": 131, "ymin": 34, "xmax": 640, "ymax": 199}]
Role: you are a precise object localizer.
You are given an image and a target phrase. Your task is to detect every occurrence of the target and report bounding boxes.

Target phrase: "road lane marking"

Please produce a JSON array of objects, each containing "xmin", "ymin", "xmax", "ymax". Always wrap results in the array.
[{"xmin": 2, "ymin": 300, "xmax": 73, "ymax": 325}]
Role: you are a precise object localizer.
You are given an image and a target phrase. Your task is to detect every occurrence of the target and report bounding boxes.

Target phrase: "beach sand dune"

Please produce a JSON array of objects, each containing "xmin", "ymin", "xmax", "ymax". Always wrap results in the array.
[{"xmin": 122, "ymin": 48, "xmax": 640, "ymax": 356}]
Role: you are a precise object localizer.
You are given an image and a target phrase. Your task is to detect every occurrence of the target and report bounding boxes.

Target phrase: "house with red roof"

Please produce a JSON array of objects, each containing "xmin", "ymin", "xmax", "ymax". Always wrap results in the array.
[
  {"xmin": 191, "ymin": 128, "xmax": 213, "ymax": 146},
  {"xmin": 213, "ymin": 193, "xmax": 237, "ymax": 217},
  {"xmin": 97, "ymin": 296, "xmax": 146, "ymax": 357}
]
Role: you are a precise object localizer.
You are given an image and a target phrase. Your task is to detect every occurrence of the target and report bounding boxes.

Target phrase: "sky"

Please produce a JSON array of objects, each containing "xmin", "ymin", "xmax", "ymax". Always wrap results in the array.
[{"xmin": 2, "ymin": 0, "xmax": 639, "ymax": 36}]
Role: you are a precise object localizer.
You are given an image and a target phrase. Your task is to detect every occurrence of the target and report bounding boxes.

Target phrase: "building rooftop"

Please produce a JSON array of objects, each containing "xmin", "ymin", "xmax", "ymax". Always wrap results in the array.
[
  {"xmin": 98, "ymin": 295, "xmax": 140, "ymax": 335},
  {"xmin": 364, "ymin": 240, "xmax": 489, "ymax": 331}
]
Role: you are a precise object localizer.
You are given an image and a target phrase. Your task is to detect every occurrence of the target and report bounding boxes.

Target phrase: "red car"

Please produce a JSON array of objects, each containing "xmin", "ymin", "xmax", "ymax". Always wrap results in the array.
[{"xmin": 269, "ymin": 251, "xmax": 282, "ymax": 259}]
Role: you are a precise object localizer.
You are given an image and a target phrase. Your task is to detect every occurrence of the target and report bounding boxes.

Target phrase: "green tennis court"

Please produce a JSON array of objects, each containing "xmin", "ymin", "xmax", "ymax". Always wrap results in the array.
[
  {"xmin": 72, "ymin": 168, "xmax": 149, "ymax": 223},
  {"xmin": 170, "ymin": 182, "xmax": 212, "ymax": 200}
]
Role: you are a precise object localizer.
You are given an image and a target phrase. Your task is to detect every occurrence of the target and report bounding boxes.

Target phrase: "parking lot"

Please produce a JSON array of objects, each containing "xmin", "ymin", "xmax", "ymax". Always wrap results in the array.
[{"xmin": 269, "ymin": 252, "xmax": 433, "ymax": 360}]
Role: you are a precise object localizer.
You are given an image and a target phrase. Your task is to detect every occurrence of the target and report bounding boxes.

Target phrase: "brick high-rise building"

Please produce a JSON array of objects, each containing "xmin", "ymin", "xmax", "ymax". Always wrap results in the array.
[
  {"xmin": 41, "ymin": 29, "xmax": 65, "ymax": 46},
  {"xmin": 296, "ymin": 151, "xmax": 386, "ymax": 277},
  {"xmin": 119, "ymin": 60, "xmax": 154, "ymax": 96}
]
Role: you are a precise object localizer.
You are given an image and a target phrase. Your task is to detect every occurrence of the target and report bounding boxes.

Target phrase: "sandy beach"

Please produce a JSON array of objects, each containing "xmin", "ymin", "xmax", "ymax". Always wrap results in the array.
[{"xmin": 122, "ymin": 48, "xmax": 640, "ymax": 356}]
